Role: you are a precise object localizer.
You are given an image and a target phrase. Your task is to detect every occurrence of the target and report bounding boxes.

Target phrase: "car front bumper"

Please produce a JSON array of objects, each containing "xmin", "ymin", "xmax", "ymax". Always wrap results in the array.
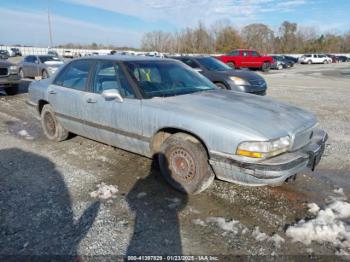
[
  {"xmin": 0, "ymin": 74, "xmax": 21, "ymax": 87},
  {"xmin": 209, "ymin": 128, "xmax": 328, "ymax": 186}
]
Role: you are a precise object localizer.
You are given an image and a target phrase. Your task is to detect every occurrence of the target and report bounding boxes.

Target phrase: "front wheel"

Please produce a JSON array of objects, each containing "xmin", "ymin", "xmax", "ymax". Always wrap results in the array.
[
  {"xmin": 215, "ymin": 82, "xmax": 227, "ymax": 89},
  {"xmin": 41, "ymin": 104, "xmax": 69, "ymax": 142},
  {"xmin": 158, "ymin": 133, "xmax": 214, "ymax": 194},
  {"xmin": 5, "ymin": 84, "xmax": 18, "ymax": 95}
]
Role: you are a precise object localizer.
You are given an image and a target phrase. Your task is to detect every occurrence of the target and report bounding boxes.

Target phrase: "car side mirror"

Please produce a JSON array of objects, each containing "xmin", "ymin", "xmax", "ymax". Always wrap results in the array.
[{"xmin": 101, "ymin": 89, "xmax": 123, "ymax": 103}]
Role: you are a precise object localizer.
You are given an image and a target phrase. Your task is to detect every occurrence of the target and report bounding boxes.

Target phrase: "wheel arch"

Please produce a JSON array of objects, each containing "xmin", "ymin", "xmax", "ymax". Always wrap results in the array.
[
  {"xmin": 38, "ymin": 99, "xmax": 49, "ymax": 114},
  {"xmin": 150, "ymin": 127, "xmax": 210, "ymax": 158}
]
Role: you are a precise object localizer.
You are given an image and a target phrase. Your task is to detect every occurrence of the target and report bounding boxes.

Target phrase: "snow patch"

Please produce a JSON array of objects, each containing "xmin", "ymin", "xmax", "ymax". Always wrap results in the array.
[
  {"xmin": 17, "ymin": 129, "xmax": 34, "ymax": 140},
  {"xmin": 136, "ymin": 192, "xmax": 147, "ymax": 199},
  {"xmin": 166, "ymin": 197, "xmax": 181, "ymax": 209},
  {"xmin": 307, "ymin": 203, "xmax": 320, "ymax": 215},
  {"xmin": 252, "ymin": 227, "xmax": 285, "ymax": 248},
  {"xmin": 90, "ymin": 183, "xmax": 118, "ymax": 200},
  {"xmin": 192, "ymin": 218, "xmax": 206, "ymax": 226},
  {"xmin": 205, "ymin": 217, "xmax": 241, "ymax": 234},
  {"xmin": 286, "ymin": 199, "xmax": 350, "ymax": 255}
]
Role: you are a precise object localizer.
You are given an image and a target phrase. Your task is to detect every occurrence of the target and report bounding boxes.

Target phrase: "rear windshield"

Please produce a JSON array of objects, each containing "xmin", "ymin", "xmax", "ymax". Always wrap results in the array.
[
  {"xmin": 124, "ymin": 60, "xmax": 216, "ymax": 98},
  {"xmin": 39, "ymin": 56, "xmax": 62, "ymax": 63},
  {"xmin": 196, "ymin": 57, "xmax": 232, "ymax": 71}
]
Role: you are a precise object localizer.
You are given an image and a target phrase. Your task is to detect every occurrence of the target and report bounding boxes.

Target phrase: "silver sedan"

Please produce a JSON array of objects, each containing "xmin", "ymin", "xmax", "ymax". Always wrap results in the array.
[
  {"xmin": 27, "ymin": 56, "xmax": 327, "ymax": 194},
  {"xmin": 18, "ymin": 55, "xmax": 64, "ymax": 79}
]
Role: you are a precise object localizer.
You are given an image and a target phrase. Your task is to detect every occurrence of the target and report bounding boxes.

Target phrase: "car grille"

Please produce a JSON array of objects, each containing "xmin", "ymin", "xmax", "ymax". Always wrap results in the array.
[
  {"xmin": 249, "ymin": 90, "xmax": 266, "ymax": 96},
  {"xmin": 249, "ymin": 79, "xmax": 266, "ymax": 88},
  {"xmin": 292, "ymin": 127, "xmax": 314, "ymax": 150},
  {"xmin": 0, "ymin": 68, "xmax": 8, "ymax": 76}
]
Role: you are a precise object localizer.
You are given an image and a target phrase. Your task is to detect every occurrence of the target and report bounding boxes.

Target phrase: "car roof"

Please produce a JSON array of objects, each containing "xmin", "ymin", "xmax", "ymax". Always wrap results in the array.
[
  {"xmin": 74, "ymin": 55, "xmax": 174, "ymax": 62},
  {"xmin": 171, "ymin": 55, "xmax": 211, "ymax": 59}
]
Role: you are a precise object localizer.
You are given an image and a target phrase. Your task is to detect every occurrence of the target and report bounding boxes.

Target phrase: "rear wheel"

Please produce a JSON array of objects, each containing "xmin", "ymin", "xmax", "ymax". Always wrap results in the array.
[
  {"xmin": 5, "ymin": 84, "xmax": 18, "ymax": 95},
  {"xmin": 261, "ymin": 62, "xmax": 270, "ymax": 72},
  {"xmin": 227, "ymin": 62, "xmax": 235, "ymax": 69},
  {"xmin": 42, "ymin": 70, "xmax": 49, "ymax": 79},
  {"xmin": 277, "ymin": 64, "xmax": 283, "ymax": 70},
  {"xmin": 307, "ymin": 60, "xmax": 312, "ymax": 65},
  {"xmin": 158, "ymin": 133, "xmax": 214, "ymax": 194},
  {"xmin": 41, "ymin": 104, "xmax": 69, "ymax": 142}
]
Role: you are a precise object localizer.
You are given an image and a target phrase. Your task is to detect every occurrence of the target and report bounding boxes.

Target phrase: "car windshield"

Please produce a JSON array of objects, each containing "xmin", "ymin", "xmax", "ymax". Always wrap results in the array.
[
  {"xmin": 124, "ymin": 60, "xmax": 216, "ymax": 98},
  {"xmin": 273, "ymin": 56, "xmax": 283, "ymax": 61},
  {"xmin": 196, "ymin": 57, "xmax": 232, "ymax": 71},
  {"xmin": 39, "ymin": 56, "xmax": 61, "ymax": 63}
]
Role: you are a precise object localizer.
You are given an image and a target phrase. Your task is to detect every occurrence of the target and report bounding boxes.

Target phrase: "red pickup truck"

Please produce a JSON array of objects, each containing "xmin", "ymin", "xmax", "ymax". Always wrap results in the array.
[{"xmin": 216, "ymin": 49, "xmax": 274, "ymax": 72}]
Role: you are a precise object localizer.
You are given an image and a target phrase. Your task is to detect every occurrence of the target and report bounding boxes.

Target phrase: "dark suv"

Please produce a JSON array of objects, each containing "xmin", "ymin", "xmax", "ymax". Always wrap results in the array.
[
  {"xmin": 0, "ymin": 60, "xmax": 21, "ymax": 95},
  {"xmin": 172, "ymin": 56, "xmax": 267, "ymax": 95}
]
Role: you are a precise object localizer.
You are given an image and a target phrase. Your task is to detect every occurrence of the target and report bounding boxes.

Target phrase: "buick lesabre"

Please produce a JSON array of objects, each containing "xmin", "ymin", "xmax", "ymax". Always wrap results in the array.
[{"xmin": 27, "ymin": 56, "xmax": 327, "ymax": 194}]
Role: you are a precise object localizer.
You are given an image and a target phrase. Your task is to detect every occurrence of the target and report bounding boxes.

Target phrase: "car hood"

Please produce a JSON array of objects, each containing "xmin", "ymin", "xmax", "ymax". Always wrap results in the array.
[
  {"xmin": 152, "ymin": 89, "xmax": 317, "ymax": 139},
  {"xmin": 215, "ymin": 69, "xmax": 264, "ymax": 82},
  {"xmin": 0, "ymin": 60, "xmax": 14, "ymax": 67},
  {"xmin": 44, "ymin": 61, "xmax": 64, "ymax": 67}
]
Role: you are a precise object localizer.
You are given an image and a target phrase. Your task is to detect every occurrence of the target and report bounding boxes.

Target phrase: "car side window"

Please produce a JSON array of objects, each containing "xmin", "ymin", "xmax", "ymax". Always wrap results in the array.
[
  {"xmin": 251, "ymin": 51, "xmax": 259, "ymax": 57},
  {"xmin": 54, "ymin": 60, "xmax": 93, "ymax": 91},
  {"xmin": 182, "ymin": 59, "xmax": 200, "ymax": 69},
  {"xmin": 228, "ymin": 51, "xmax": 239, "ymax": 56},
  {"xmin": 92, "ymin": 61, "xmax": 135, "ymax": 98},
  {"xmin": 25, "ymin": 56, "xmax": 35, "ymax": 63}
]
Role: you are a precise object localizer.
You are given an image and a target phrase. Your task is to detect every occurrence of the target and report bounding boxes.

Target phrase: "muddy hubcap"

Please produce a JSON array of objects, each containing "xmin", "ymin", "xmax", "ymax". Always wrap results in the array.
[
  {"xmin": 170, "ymin": 148, "xmax": 196, "ymax": 181},
  {"xmin": 44, "ymin": 112, "xmax": 56, "ymax": 137}
]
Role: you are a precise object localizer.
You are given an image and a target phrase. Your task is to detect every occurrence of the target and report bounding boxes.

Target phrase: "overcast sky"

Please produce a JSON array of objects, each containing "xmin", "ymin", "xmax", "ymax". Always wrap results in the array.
[{"xmin": 1, "ymin": 0, "xmax": 349, "ymax": 47}]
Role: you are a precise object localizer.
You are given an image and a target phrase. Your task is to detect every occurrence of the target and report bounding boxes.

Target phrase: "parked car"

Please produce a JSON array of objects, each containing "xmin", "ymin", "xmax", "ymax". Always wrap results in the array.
[
  {"xmin": 0, "ymin": 50, "xmax": 10, "ymax": 60},
  {"xmin": 283, "ymin": 55, "xmax": 299, "ymax": 63},
  {"xmin": 299, "ymin": 54, "xmax": 332, "ymax": 64},
  {"xmin": 172, "ymin": 56, "xmax": 267, "ymax": 95},
  {"xmin": 326, "ymin": 54, "xmax": 338, "ymax": 63},
  {"xmin": 48, "ymin": 50, "xmax": 59, "ymax": 58},
  {"xmin": 27, "ymin": 56, "xmax": 327, "ymax": 194},
  {"xmin": 9, "ymin": 48, "xmax": 22, "ymax": 57},
  {"xmin": 18, "ymin": 55, "xmax": 64, "ymax": 79},
  {"xmin": 63, "ymin": 50, "xmax": 74, "ymax": 59},
  {"xmin": 271, "ymin": 56, "xmax": 288, "ymax": 70},
  {"xmin": 0, "ymin": 60, "xmax": 21, "ymax": 95},
  {"xmin": 216, "ymin": 49, "xmax": 274, "ymax": 72},
  {"xmin": 337, "ymin": 56, "xmax": 350, "ymax": 62}
]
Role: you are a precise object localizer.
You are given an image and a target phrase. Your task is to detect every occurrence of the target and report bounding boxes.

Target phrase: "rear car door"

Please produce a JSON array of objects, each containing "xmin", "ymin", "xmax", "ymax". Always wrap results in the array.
[
  {"xmin": 240, "ymin": 50, "xmax": 251, "ymax": 67},
  {"xmin": 23, "ymin": 56, "xmax": 36, "ymax": 77},
  {"xmin": 82, "ymin": 60, "xmax": 145, "ymax": 154},
  {"xmin": 48, "ymin": 59, "xmax": 94, "ymax": 137}
]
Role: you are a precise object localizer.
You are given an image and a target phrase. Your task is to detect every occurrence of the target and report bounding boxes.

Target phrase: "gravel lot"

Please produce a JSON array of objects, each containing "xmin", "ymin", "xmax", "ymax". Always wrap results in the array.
[{"xmin": 0, "ymin": 61, "xmax": 350, "ymax": 260}]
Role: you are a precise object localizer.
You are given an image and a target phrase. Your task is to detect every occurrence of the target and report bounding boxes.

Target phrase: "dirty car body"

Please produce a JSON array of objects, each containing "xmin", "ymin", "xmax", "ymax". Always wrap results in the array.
[{"xmin": 28, "ymin": 56, "xmax": 327, "ymax": 193}]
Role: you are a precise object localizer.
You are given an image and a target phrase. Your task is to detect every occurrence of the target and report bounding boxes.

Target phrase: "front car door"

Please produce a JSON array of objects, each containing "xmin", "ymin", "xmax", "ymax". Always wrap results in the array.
[
  {"xmin": 48, "ymin": 59, "xmax": 94, "ymax": 137},
  {"xmin": 82, "ymin": 60, "xmax": 146, "ymax": 155}
]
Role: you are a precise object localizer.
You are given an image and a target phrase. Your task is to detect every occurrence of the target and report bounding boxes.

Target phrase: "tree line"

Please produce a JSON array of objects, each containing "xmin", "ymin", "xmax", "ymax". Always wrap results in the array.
[{"xmin": 141, "ymin": 20, "xmax": 350, "ymax": 54}]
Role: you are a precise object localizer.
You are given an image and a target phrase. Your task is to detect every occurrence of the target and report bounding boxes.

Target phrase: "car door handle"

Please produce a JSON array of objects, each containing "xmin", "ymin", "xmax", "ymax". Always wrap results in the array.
[
  {"xmin": 86, "ymin": 98, "xmax": 97, "ymax": 103},
  {"xmin": 48, "ymin": 90, "xmax": 56, "ymax": 94}
]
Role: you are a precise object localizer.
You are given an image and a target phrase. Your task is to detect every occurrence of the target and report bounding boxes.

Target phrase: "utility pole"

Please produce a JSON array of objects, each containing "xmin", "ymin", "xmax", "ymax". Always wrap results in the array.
[{"xmin": 48, "ymin": 0, "xmax": 53, "ymax": 48}]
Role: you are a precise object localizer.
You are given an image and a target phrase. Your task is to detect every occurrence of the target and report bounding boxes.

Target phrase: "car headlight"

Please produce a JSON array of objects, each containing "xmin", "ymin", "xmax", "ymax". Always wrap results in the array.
[
  {"xmin": 9, "ymin": 65, "xmax": 18, "ymax": 73},
  {"xmin": 236, "ymin": 136, "xmax": 291, "ymax": 159},
  {"xmin": 230, "ymin": 77, "xmax": 250, "ymax": 86}
]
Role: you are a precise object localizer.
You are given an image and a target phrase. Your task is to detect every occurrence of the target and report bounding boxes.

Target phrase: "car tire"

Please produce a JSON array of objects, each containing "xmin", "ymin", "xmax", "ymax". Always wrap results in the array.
[
  {"xmin": 307, "ymin": 60, "xmax": 312, "ymax": 65},
  {"xmin": 227, "ymin": 62, "xmax": 235, "ymax": 69},
  {"xmin": 5, "ymin": 84, "xmax": 19, "ymax": 95},
  {"xmin": 41, "ymin": 104, "xmax": 69, "ymax": 142},
  {"xmin": 261, "ymin": 62, "xmax": 270, "ymax": 72},
  {"xmin": 19, "ymin": 68, "xmax": 24, "ymax": 79},
  {"xmin": 215, "ymin": 82, "xmax": 227, "ymax": 89},
  {"xmin": 277, "ymin": 64, "xmax": 283, "ymax": 70},
  {"xmin": 42, "ymin": 70, "xmax": 49, "ymax": 79},
  {"xmin": 158, "ymin": 133, "xmax": 215, "ymax": 195}
]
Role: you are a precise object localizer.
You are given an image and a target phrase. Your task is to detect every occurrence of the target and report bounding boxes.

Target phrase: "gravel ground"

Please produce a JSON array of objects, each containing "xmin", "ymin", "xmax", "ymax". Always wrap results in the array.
[{"xmin": 0, "ymin": 61, "xmax": 350, "ymax": 260}]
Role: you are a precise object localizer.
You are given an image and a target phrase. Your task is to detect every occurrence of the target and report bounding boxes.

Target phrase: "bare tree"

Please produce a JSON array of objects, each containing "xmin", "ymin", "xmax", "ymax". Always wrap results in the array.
[{"xmin": 242, "ymin": 23, "xmax": 274, "ymax": 53}]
